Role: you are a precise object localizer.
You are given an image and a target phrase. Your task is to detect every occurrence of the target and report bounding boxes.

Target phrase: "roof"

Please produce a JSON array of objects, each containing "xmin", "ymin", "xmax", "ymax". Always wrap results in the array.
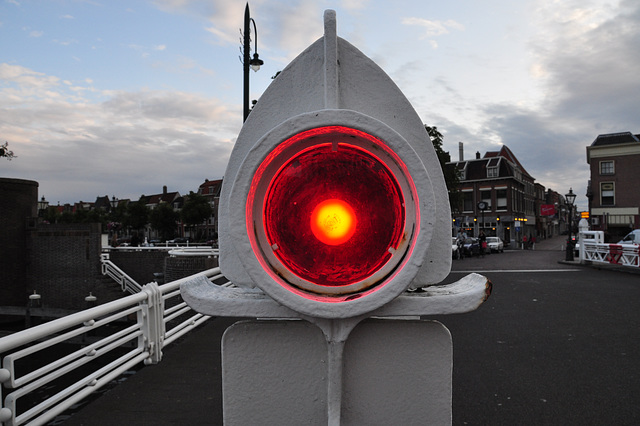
[
  {"xmin": 447, "ymin": 145, "xmax": 533, "ymax": 182},
  {"xmin": 144, "ymin": 186, "xmax": 181, "ymax": 206},
  {"xmin": 198, "ymin": 179, "xmax": 223, "ymax": 197},
  {"xmin": 484, "ymin": 145, "xmax": 531, "ymax": 178},
  {"xmin": 591, "ymin": 132, "xmax": 640, "ymax": 147}
]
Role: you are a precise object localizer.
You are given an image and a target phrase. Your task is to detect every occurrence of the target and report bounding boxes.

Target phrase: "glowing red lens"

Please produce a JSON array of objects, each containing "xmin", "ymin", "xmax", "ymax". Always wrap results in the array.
[
  {"xmin": 263, "ymin": 142, "xmax": 405, "ymax": 288},
  {"xmin": 310, "ymin": 199, "xmax": 357, "ymax": 245}
]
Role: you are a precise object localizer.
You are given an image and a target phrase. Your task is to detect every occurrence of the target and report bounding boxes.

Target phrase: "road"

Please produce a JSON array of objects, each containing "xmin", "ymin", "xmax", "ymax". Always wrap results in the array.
[
  {"xmin": 436, "ymin": 239, "xmax": 640, "ymax": 425},
  {"xmin": 65, "ymin": 237, "xmax": 640, "ymax": 425}
]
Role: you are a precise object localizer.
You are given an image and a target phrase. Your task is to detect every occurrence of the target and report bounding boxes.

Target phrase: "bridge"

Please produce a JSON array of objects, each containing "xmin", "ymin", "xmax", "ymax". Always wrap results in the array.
[{"xmin": 2, "ymin": 235, "xmax": 638, "ymax": 425}]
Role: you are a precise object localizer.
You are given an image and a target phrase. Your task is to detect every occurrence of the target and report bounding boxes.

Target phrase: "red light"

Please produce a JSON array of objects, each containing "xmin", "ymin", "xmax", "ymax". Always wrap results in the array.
[
  {"xmin": 310, "ymin": 199, "xmax": 357, "ymax": 245},
  {"xmin": 261, "ymin": 139, "xmax": 405, "ymax": 290},
  {"xmin": 247, "ymin": 126, "xmax": 419, "ymax": 301}
]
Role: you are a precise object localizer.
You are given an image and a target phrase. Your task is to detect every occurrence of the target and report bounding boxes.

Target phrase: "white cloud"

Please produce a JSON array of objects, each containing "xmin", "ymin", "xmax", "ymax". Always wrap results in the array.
[
  {"xmin": 401, "ymin": 17, "xmax": 464, "ymax": 38},
  {"xmin": 0, "ymin": 64, "xmax": 239, "ymax": 204}
]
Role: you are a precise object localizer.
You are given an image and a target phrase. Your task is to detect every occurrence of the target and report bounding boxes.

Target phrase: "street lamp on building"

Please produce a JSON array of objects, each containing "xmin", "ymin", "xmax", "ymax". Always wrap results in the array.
[
  {"xmin": 243, "ymin": 3, "xmax": 264, "ymax": 122},
  {"xmin": 37, "ymin": 196, "xmax": 49, "ymax": 216},
  {"xmin": 565, "ymin": 188, "xmax": 577, "ymax": 261}
]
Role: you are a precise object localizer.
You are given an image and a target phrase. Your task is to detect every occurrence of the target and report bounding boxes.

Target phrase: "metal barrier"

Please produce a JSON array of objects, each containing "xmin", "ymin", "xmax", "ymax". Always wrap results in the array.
[
  {"xmin": 579, "ymin": 231, "xmax": 640, "ymax": 268},
  {"xmin": 100, "ymin": 253, "xmax": 143, "ymax": 294},
  {"xmin": 0, "ymin": 268, "xmax": 229, "ymax": 426},
  {"xmin": 100, "ymin": 248, "xmax": 220, "ymax": 295}
]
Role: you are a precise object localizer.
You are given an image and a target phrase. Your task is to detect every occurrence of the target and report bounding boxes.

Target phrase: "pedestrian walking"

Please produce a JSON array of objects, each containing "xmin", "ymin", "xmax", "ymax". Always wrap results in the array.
[{"xmin": 479, "ymin": 231, "xmax": 487, "ymax": 257}]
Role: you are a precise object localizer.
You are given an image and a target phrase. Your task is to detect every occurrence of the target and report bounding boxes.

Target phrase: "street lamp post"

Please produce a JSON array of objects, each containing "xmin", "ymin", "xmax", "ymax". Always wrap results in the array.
[
  {"xmin": 565, "ymin": 188, "xmax": 576, "ymax": 261},
  {"xmin": 37, "ymin": 196, "xmax": 48, "ymax": 217},
  {"xmin": 243, "ymin": 3, "xmax": 264, "ymax": 122}
]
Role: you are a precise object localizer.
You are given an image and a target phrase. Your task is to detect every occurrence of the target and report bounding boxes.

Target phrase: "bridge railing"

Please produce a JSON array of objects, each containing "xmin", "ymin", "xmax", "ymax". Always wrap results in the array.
[
  {"xmin": 100, "ymin": 253, "xmax": 143, "ymax": 294},
  {"xmin": 579, "ymin": 231, "xmax": 639, "ymax": 268},
  {"xmin": 0, "ymin": 268, "xmax": 229, "ymax": 426},
  {"xmin": 100, "ymin": 248, "xmax": 219, "ymax": 295}
]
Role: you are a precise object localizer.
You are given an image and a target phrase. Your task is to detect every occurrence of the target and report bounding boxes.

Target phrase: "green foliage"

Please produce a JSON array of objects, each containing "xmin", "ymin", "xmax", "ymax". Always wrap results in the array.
[
  {"xmin": 180, "ymin": 191, "xmax": 212, "ymax": 226},
  {"xmin": 1, "ymin": 141, "xmax": 16, "ymax": 160},
  {"xmin": 126, "ymin": 200, "xmax": 149, "ymax": 231},
  {"xmin": 425, "ymin": 125, "xmax": 462, "ymax": 214},
  {"xmin": 149, "ymin": 202, "xmax": 179, "ymax": 241},
  {"xmin": 180, "ymin": 191, "xmax": 213, "ymax": 241}
]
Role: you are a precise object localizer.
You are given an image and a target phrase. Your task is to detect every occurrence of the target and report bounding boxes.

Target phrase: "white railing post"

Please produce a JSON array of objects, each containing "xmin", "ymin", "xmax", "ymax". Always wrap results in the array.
[{"xmin": 141, "ymin": 282, "xmax": 165, "ymax": 365}]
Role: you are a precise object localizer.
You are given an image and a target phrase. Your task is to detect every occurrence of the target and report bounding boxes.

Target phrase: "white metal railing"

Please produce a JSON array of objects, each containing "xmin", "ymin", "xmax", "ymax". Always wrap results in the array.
[
  {"xmin": 100, "ymin": 253, "xmax": 143, "ymax": 294},
  {"xmin": 102, "ymin": 245, "xmax": 218, "ymax": 251},
  {"xmin": 100, "ymin": 248, "xmax": 220, "ymax": 295},
  {"xmin": 0, "ymin": 268, "xmax": 230, "ymax": 426},
  {"xmin": 579, "ymin": 231, "xmax": 639, "ymax": 268}
]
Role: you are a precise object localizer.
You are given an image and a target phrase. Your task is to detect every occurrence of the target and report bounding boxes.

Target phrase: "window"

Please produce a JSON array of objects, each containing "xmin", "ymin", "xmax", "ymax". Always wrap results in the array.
[
  {"xmin": 462, "ymin": 191, "xmax": 473, "ymax": 212},
  {"xmin": 487, "ymin": 167, "xmax": 498, "ymax": 178},
  {"xmin": 480, "ymin": 189, "xmax": 492, "ymax": 209},
  {"xmin": 600, "ymin": 182, "xmax": 614, "ymax": 206},
  {"xmin": 600, "ymin": 160, "xmax": 614, "ymax": 175},
  {"xmin": 457, "ymin": 162, "xmax": 467, "ymax": 181},
  {"xmin": 496, "ymin": 189, "xmax": 507, "ymax": 210}
]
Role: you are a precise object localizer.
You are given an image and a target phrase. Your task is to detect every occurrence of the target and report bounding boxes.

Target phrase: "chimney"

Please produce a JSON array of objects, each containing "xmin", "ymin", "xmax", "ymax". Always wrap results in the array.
[
  {"xmin": 458, "ymin": 142, "xmax": 464, "ymax": 161},
  {"xmin": 476, "ymin": 151, "xmax": 481, "ymax": 159},
  {"xmin": 163, "ymin": 185, "xmax": 167, "ymax": 195}
]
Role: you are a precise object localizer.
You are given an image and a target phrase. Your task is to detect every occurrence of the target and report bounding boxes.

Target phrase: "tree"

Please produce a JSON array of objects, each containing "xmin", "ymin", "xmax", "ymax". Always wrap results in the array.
[
  {"xmin": 180, "ymin": 191, "xmax": 213, "ymax": 241},
  {"xmin": 1, "ymin": 142, "xmax": 16, "ymax": 160},
  {"xmin": 126, "ymin": 200, "xmax": 149, "ymax": 232},
  {"xmin": 149, "ymin": 202, "xmax": 179, "ymax": 241},
  {"xmin": 425, "ymin": 125, "xmax": 461, "ymax": 213}
]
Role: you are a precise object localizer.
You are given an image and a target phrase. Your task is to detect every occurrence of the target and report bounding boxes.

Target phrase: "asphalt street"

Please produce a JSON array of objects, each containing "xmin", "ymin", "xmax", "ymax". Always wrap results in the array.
[
  {"xmin": 434, "ymin": 241, "xmax": 640, "ymax": 425},
  {"xmin": 64, "ymin": 237, "xmax": 640, "ymax": 425}
]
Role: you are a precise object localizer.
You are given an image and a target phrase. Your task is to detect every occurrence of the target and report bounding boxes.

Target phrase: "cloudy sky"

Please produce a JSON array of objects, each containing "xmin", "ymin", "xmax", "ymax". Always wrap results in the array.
[{"xmin": 2, "ymin": 0, "xmax": 638, "ymax": 211}]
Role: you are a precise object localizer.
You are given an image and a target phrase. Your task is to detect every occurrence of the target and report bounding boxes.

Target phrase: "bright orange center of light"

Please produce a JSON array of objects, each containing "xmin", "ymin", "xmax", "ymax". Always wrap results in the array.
[{"xmin": 310, "ymin": 199, "xmax": 357, "ymax": 245}]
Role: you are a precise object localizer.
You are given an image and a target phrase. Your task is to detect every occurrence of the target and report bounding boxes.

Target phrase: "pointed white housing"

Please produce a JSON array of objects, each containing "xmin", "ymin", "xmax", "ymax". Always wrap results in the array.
[{"xmin": 218, "ymin": 11, "xmax": 451, "ymax": 318}]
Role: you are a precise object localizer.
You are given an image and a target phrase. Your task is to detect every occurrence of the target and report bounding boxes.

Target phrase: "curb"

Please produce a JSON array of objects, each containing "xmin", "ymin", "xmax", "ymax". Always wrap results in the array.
[{"xmin": 558, "ymin": 259, "xmax": 640, "ymax": 275}]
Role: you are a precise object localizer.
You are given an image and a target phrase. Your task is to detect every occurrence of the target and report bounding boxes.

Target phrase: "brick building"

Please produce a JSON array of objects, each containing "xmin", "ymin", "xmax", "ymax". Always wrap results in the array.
[
  {"xmin": 446, "ymin": 144, "xmax": 540, "ymax": 246},
  {"xmin": 196, "ymin": 178, "xmax": 222, "ymax": 243},
  {"xmin": 586, "ymin": 131, "xmax": 640, "ymax": 240}
]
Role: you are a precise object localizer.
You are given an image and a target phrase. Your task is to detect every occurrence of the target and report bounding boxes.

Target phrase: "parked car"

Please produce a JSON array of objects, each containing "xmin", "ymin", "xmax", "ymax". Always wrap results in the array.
[
  {"xmin": 486, "ymin": 236, "xmax": 504, "ymax": 253},
  {"xmin": 462, "ymin": 238, "xmax": 481, "ymax": 256},
  {"xmin": 167, "ymin": 237, "xmax": 190, "ymax": 245},
  {"xmin": 452, "ymin": 237, "xmax": 461, "ymax": 259},
  {"xmin": 617, "ymin": 229, "xmax": 640, "ymax": 245}
]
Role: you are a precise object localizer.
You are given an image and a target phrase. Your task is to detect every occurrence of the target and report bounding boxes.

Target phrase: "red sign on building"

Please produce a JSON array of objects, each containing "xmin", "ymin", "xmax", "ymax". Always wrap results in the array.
[{"xmin": 540, "ymin": 204, "xmax": 556, "ymax": 216}]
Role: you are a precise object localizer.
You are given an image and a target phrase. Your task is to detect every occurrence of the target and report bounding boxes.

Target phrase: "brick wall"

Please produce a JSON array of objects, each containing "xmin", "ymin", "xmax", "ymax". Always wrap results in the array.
[
  {"xmin": 27, "ymin": 223, "xmax": 107, "ymax": 310},
  {"xmin": 0, "ymin": 178, "xmax": 38, "ymax": 306},
  {"xmin": 164, "ymin": 255, "xmax": 218, "ymax": 283},
  {"xmin": 107, "ymin": 250, "xmax": 168, "ymax": 286}
]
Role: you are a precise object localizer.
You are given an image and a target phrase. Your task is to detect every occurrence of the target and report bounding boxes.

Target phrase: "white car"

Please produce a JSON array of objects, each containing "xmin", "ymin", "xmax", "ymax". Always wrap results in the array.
[
  {"xmin": 617, "ymin": 229, "xmax": 640, "ymax": 245},
  {"xmin": 486, "ymin": 236, "xmax": 504, "ymax": 253},
  {"xmin": 452, "ymin": 237, "xmax": 461, "ymax": 259}
]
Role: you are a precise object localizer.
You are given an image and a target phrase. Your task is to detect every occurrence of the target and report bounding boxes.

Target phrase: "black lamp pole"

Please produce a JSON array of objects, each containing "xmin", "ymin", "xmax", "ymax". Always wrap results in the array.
[
  {"xmin": 243, "ymin": 3, "xmax": 263, "ymax": 122},
  {"xmin": 565, "ymin": 188, "xmax": 576, "ymax": 261}
]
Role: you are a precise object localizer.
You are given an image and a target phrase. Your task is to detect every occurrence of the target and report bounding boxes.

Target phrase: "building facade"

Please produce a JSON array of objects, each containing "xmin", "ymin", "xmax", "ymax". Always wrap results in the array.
[
  {"xmin": 586, "ymin": 132, "xmax": 640, "ymax": 240},
  {"xmin": 447, "ymin": 145, "xmax": 540, "ymax": 247},
  {"xmin": 196, "ymin": 178, "xmax": 223, "ymax": 243}
]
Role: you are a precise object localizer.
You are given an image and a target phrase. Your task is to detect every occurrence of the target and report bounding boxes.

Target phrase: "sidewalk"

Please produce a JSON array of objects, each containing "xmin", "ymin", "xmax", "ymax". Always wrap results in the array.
[{"xmin": 526, "ymin": 235, "xmax": 567, "ymax": 251}]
